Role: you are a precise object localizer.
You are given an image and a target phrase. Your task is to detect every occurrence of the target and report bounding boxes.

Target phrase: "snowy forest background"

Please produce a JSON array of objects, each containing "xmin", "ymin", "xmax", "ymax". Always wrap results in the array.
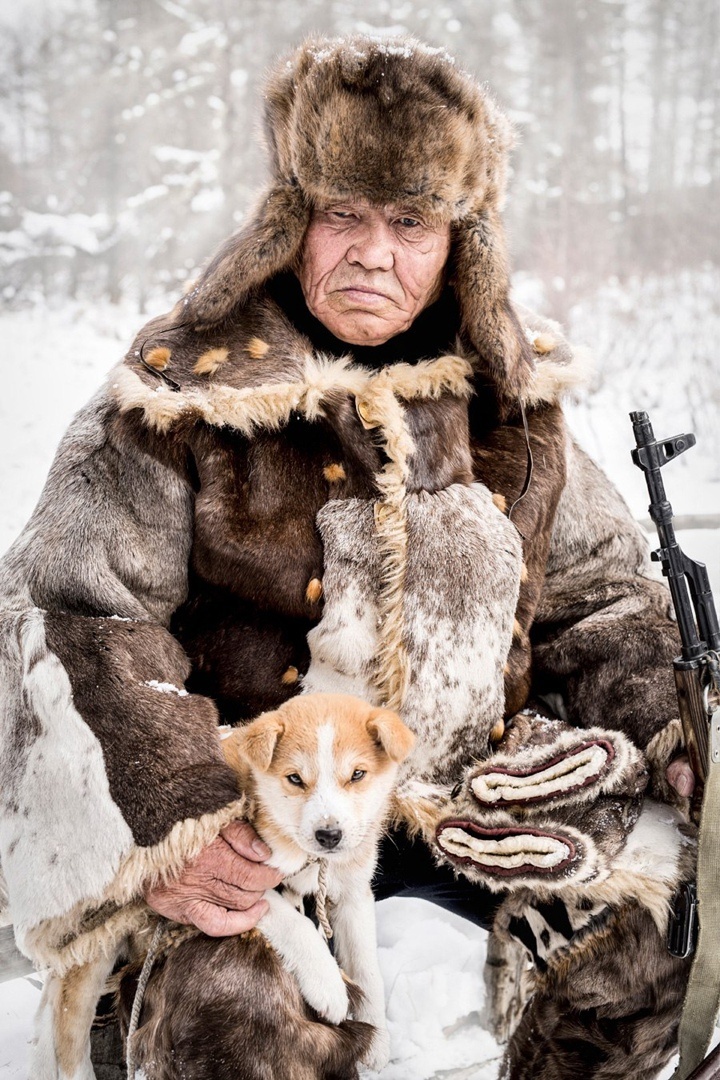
[{"xmin": 0, "ymin": 1, "xmax": 718, "ymax": 1077}]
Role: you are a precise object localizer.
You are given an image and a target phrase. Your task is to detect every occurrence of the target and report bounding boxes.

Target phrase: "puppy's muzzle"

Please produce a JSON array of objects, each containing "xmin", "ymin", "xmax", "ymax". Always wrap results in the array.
[{"xmin": 315, "ymin": 826, "xmax": 343, "ymax": 850}]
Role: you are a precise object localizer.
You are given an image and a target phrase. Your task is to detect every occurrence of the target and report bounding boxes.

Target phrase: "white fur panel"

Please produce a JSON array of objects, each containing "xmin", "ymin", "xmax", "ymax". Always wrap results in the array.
[
  {"xmin": 0, "ymin": 610, "xmax": 134, "ymax": 947},
  {"xmin": 613, "ymin": 800, "xmax": 686, "ymax": 884},
  {"xmin": 304, "ymin": 485, "xmax": 522, "ymax": 787}
]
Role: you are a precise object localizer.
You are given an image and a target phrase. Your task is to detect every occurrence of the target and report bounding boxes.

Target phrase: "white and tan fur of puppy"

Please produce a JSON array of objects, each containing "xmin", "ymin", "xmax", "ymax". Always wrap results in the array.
[
  {"xmin": 31, "ymin": 692, "xmax": 413, "ymax": 1080},
  {"xmin": 218, "ymin": 692, "xmax": 415, "ymax": 1071}
]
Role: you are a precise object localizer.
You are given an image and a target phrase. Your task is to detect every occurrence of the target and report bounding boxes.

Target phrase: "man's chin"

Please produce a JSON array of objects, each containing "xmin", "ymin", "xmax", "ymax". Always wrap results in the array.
[{"xmin": 320, "ymin": 308, "xmax": 410, "ymax": 346}]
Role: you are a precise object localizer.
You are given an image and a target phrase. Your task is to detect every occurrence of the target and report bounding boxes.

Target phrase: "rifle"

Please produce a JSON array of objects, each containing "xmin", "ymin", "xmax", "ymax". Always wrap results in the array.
[
  {"xmin": 630, "ymin": 410, "xmax": 720, "ymax": 1080},
  {"xmin": 630, "ymin": 411, "xmax": 720, "ymax": 796}
]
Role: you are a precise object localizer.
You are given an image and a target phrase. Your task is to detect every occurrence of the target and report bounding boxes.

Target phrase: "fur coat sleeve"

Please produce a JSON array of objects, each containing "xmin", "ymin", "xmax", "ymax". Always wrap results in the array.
[{"xmin": 0, "ymin": 389, "xmax": 245, "ymax": 975}]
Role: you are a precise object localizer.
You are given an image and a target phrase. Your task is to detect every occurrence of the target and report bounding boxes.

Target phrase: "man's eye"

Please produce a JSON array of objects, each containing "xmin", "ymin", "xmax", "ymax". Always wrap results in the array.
[
  {"xmin": 397, "ymin": 216, "xmax": 422, "ymax": 229},
  {"xmin": 350, "ymin": 769, "xmax": 366, "ymax": 782},
  {"xmin": 329, "ymin": 210, "xmax": 354, "ymax": 219},
  {"xmin": 286, "ymin": 773, "xmax": 304, "ymax": 786}
]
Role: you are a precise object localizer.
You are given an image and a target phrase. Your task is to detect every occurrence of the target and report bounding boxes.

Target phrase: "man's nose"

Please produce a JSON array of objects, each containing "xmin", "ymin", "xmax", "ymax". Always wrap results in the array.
[
  {"xmin": 346, "ymin": 221, "xmax": 395, "ymax": 271},
  {"xmin": 315, "ymin": 825, "xmax": 343, "ymax": 849}
]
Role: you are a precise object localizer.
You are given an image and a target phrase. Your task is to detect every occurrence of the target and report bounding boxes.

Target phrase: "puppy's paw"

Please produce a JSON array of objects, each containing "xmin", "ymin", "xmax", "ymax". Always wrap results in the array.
[
  {"xmin": 362, "ymin": 1025, "xmax": 390, "ymax": 1072},
  {"xmin": 299, "ymin": 959, "xmax": 349, "ymax": 1025}
]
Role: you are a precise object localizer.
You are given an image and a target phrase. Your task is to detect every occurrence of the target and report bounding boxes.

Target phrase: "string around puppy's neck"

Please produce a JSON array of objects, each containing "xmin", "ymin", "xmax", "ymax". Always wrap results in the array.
[{"xmin": 315, "ymin": 857, "xmax": 333, "ymax": 941}]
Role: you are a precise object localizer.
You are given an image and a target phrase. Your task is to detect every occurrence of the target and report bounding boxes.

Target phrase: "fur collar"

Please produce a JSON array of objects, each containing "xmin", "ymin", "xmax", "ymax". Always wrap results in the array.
[{"xmin": 112, "ymin": 289, "xmax": 591, "ymax": 436}]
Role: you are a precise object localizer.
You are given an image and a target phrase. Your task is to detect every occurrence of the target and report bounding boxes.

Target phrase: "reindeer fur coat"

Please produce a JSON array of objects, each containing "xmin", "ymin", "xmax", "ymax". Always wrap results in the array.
[{"xmin": 0, "ymin": 37, "xmax": 683, "ymax": 996}]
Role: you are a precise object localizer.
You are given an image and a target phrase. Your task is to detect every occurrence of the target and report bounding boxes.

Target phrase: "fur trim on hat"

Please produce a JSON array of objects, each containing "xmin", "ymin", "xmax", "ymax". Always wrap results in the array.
[{"xmin": 182, "ymin": 35, "xmax": 536, "ymax": 407}]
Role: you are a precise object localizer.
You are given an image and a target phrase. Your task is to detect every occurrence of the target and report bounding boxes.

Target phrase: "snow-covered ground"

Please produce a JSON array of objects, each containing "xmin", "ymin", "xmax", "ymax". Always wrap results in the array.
[{"xmin": 1, "ymin": 298, "xmax": 717, "ymax": 1078}]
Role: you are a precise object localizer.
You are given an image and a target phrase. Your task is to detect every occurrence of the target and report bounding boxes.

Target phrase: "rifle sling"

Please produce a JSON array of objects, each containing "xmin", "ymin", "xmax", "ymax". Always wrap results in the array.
[{"xmin": 673, "ymin": 758, "xmax": 720, "ymax": 1079}]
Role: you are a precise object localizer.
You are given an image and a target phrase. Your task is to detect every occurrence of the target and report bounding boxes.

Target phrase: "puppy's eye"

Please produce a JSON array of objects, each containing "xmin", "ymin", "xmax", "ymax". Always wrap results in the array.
[
  {"xmin": 350, "ymin": 769, "xmax": 366, "ymax": 782},
  {"xmin": 286, "ymin": 773, "xmax": 304, "ymax": 786}
]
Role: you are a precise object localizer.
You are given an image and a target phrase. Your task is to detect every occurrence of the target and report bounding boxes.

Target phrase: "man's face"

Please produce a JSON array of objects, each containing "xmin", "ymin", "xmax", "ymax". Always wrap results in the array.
[{"xmin": 298, "ymin": 201, "xmax": 452, "ymax": 346}]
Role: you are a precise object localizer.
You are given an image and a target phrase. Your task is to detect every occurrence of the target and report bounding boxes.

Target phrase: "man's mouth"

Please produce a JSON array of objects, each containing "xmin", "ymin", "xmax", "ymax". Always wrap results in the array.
[{"xmin": 337, "ymin": 286, "xmax": 392, "ymax": 303}]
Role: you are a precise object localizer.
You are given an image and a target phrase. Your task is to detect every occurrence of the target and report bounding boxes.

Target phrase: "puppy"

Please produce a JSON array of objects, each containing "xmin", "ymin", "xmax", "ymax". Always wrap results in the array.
[
  {"xmin": 33, "ymin": 693, "xmax": 413, "ymax": 1080},
  {"xmin": 224, "ymin": 693, "xmax": 414, "ymax": 1058},
  {"xmin": 121, "ymin": 692, "xmax": 415, "ymax": 1078}
]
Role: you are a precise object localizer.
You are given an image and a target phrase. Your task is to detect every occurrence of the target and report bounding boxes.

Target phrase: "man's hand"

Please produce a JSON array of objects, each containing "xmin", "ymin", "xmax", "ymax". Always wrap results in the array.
[
  {"xmin": 144, "ymin": 820, "xmax": 282, "ymax": 936},
  {"xmin": 666, "ymin": 754, "xmax": 695, "ymax": 798}
]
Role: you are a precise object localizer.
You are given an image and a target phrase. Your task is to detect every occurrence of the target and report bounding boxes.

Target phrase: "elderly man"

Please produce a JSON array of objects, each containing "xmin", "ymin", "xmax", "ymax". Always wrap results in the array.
[{"xmin": 0, "ymin": 35, "xmax": 693, "ymax": 1080}]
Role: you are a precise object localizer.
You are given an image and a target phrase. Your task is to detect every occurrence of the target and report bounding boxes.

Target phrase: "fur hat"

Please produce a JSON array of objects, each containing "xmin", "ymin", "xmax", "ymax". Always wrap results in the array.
[{"xmin": 183, "ymin": 35, "xmax": 535, "ymax": 403}]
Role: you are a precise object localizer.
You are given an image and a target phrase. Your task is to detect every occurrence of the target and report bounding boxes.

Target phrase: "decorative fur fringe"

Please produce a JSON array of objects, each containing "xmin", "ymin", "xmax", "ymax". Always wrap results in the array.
[
  {"xmin": 524, "ymin": 343, "xmax": 595, "ymax": 408},
  {"xmin": 112, "ymin": 341, "xmax": 585, "ymax": 439},
  {"xmin": 355, "ymin": 374, "xmax": 415, "ymax": 710}
]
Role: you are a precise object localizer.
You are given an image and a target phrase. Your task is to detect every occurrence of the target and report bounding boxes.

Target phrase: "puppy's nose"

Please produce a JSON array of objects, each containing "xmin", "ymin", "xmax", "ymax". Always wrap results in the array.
[{"xmin": 315, "ymin": 827, "xmax": 342, "ymax": 850}]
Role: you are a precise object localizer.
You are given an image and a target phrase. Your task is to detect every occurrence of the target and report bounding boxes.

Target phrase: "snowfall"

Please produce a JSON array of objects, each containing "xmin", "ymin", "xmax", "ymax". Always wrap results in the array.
[{"xmin": 0, "ymin": 294, "xmax": 718, "ymax": 1078}]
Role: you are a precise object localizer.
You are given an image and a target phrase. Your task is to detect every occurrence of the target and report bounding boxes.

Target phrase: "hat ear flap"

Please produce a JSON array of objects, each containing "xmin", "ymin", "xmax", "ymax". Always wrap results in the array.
[
  {"xmin": 453, "ymin": 207, "xmax": 535, "ymax": 410},
  {"xmin": 183, "ymin": 183, "xmax": 310, "ymax": 329}
]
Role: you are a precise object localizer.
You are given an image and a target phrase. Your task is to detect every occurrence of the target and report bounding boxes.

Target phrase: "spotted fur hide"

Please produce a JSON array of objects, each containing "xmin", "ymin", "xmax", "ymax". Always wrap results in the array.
[
  {"xmin": 303, "ymin": 483, "xmax": 522, "ymax": 784},
  {"xmin": 0, "ymin": 398, "xmax": 246, "ymax": 977}
]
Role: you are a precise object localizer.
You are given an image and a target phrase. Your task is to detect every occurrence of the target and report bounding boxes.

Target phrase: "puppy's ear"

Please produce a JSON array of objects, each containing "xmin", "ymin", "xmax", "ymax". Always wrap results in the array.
[
  {"xmin": 233, "ymin": 712, "xmax": 285, "ymax": 772},
  {"xmin": 367, "ymin": 709, "xmax": 415, "ymax": 764}
]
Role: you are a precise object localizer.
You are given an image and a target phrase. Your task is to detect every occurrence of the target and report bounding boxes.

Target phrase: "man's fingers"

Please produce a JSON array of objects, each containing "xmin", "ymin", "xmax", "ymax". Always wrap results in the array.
[
  {"xmin": 143, "ymin": 824, "xmax": 282, "ymax": 925},
  {"xmin": 197, "ymin": 878, "xmax": 266, "ymax": 912},
  {"xmin": 221, "ymin": 854, "xmax": 283, "ymax": 893},
  {"xmin": 185, "ymin": 835, "xmax": 281, "ymax": 893},
  {"xmin": 221, "ymin": 820, "xmax": 272, "ymax": 861},
  {"xmin": 191, "ymin": 898, "xmax": 269, "ymax": 937},
  {"xmin": 220, "ymin": 824, "xmax": 283, "ymax": 889},
  {"xmin": 666, "ymin": 756, "xmax": 695, "ymax": 797}
]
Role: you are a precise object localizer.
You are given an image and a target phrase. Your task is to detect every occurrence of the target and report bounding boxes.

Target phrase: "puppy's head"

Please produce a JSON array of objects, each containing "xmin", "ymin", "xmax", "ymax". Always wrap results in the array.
[{"xmin": 226, "ymin": 693, "xmax": 414, "ymax": 859}]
